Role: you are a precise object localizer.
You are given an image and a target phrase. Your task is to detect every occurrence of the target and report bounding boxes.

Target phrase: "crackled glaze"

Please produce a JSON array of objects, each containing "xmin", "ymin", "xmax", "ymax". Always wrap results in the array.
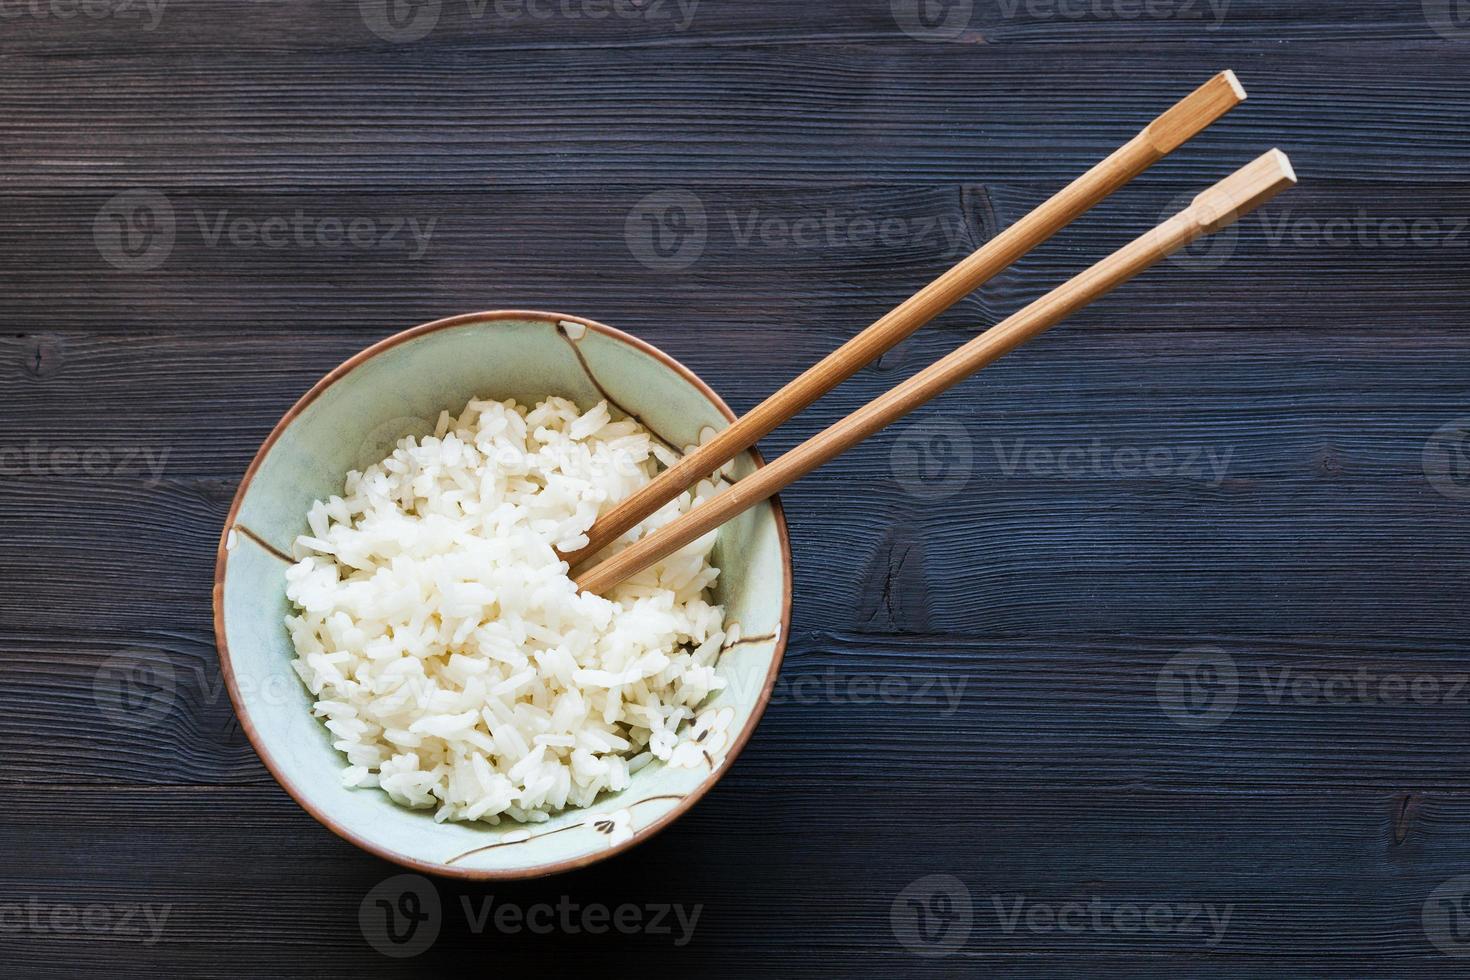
[{"xmin": 213, "ymin": 311, "xmax": 792, "ymax": 879}]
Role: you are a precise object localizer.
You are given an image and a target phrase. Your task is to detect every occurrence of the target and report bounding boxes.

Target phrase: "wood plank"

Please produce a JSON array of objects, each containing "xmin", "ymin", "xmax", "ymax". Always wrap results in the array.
[
  {"xmin": 1, "ymin": 45, "xmax": 1467, "ymax": 190},
  {"xmin": 1, "ymin": 463, "xmax": 1467, "ymax": 636},
  {"xmin": 1, "ymin": 181, "xmax": 1464, "ymax": 333},
  {"xmin": 1, "ymin": 785, "xmax": 1469, "ymax": 973},
  {"xmin": 6, "ymin": 631, "xmax": 1470, "ymax": 787},
  {"xmin": 0, "ymin": 0, "xmax": 1449, "ymax": 55},
  {"xmin": 6, "ymin": 324, "xmax": 1469, "ymax": 476},
  {"xmin": 1, "ymin": 4, "xmax": 1467, "ymax": 974}
]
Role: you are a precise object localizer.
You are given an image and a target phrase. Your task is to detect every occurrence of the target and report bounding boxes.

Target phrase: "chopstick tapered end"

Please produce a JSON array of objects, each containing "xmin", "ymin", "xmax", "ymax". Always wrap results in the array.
[
  {"xmin": 1191, "ymin": 148, "xmax": 1297, "ymax": 233},
  {"xmin": 1218, "ymin": 69, "xmax": 1247, "ymax": 103},
  {"xmin": 1264, "ymin": 146, "xmax": 1297, "ymax": 185},
  {"xmin": 1146, "ymin": 71, "xmax": 1248, "ymax": 155}
]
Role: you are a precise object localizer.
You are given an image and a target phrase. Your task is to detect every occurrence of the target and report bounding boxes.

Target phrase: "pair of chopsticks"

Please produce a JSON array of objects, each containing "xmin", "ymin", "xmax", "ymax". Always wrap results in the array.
[{"xmin": 571, "ymin": 71, "xmax": 1295, "ymax": 595}]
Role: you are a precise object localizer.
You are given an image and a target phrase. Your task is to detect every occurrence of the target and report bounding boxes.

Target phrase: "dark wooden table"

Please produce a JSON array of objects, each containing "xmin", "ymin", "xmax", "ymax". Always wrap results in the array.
[{"xmin": 4, "ymin": 1, "xmax": 1469, "ymax": 976}]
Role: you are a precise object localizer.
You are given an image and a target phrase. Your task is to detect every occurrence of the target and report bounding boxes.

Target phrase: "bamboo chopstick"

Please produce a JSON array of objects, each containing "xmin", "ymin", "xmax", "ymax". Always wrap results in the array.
[
  {"xmin": 557, "ymin": 70, "xmax": 1247, "ymax": 568},
  {"xmin": 574, "ymin": 149, "xmax": 1297, "ymax": 595}
]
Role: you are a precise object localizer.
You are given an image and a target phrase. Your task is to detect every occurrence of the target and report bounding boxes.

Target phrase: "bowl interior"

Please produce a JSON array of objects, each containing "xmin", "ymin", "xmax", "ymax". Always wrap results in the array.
[{"xmin": 216, "ymin": 312, "xmax": 790, "ymax": 877}]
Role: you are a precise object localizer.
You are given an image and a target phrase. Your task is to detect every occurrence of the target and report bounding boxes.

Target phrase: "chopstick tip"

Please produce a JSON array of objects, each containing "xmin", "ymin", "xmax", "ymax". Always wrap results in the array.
[
  {"xmin": 1265, "ymin": 147, "xmax": 1297, "ymax": 185},
  {"xmin": 1218, "ymin": 69, "xmax": 1246, "ymax": 103}
]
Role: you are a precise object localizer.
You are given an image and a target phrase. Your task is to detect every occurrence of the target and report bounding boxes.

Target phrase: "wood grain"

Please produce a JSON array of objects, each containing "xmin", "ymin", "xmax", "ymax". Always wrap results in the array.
[
  {"xmin": 3, "ymin": 785, "xmax": 1470, "ymax": 975},
  {"xmin": 2, "ymin": 1, "xmax": 1469, "ymax": 974},
  {"xmin": 0, "ymin": 46, "xmax": 1466, "ymax": 191},
  {"xmin": 0, "ymin": 0, "xmax": 1452, "ymax": 55},
  {"xmin": 6, "ymin": 629, "xmax": 1470, "ymax": 788},
  {"xmin": 0, "ymin": 180, "xmax": 1463, "ymax": 333}
]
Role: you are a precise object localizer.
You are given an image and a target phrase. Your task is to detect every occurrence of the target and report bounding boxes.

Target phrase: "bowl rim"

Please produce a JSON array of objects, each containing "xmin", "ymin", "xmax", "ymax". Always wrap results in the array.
[{"xmin": 212, "ymin": 309, "xmax": 793, "ymax": 880}]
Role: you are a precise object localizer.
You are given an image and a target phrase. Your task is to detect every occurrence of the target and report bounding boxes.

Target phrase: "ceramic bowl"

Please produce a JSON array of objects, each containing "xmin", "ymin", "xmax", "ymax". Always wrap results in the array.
[{"xmin": 213, "ymin": 311, "xmax": 792, "ymax": 879}]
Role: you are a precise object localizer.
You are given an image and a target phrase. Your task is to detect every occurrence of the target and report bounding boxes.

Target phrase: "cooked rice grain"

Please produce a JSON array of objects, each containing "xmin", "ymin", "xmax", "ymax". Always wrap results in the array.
[{"xmin": 284, "ymin": 396, "xmax": 730, "ymax": 823}]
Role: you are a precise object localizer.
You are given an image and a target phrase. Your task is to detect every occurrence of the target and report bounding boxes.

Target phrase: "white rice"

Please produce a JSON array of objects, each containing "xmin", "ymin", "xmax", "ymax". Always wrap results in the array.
[{"xmin": 283, "ymin": 396, "xmax": 731, "ymax": 824}]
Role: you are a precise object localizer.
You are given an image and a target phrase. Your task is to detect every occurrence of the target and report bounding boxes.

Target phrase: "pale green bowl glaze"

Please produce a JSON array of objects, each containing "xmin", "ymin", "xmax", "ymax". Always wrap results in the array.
[{"xmin": 213, "ymin": 311, "xmax": 792, "ymax": 879}]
